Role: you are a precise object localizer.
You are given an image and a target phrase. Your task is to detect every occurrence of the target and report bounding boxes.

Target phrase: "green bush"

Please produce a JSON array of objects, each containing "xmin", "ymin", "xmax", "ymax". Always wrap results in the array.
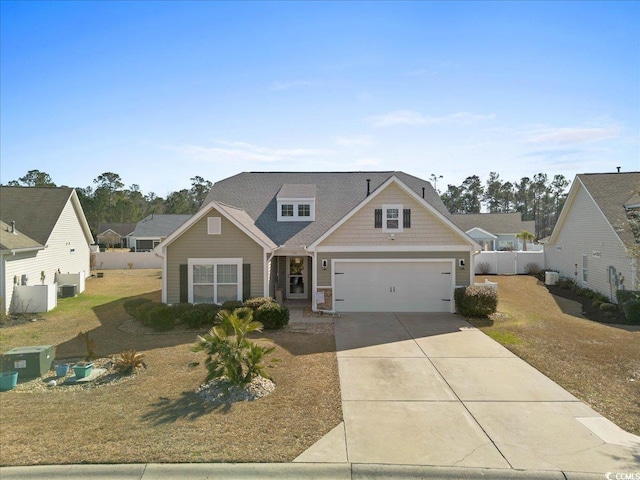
[
  {"xmin": 176, "ymin": 303, "xmax": 219, "ymax": 329},
  {"xmin": 233, "ymin": 306, "xmax": 254, "ymax": 320},
  {"xmin": 621, "ymin": 299, "xmax": 640, "ymax": 324},
  {"xmin": 254, "ymin": 302, "xmax": 289, "ymax": 329},
  {"xmin": 454, "ymin": 285, "xmax": 498, "ymax": 318},
  {"xmin": 244, "ymin": 297, "xmax": 276, "ymax": 311},
  {"xmin": 555, "ymin": 277, "xmax": 575, "ymax": 289},
  {"xmin": 169, "ymin": 303, "xmax": 193, "ymax": 324},
  {"xmin": 221, "ymin": 300, "xmax": 243, "ymax": 311},
  {"xmin": 617, "ymin": 290, "xmax": 639, "ymax": 304},
  {"xmin": 134, "ymin": 302, "xmax": 175, "ymax": 331},
  {"xmin": 599, "ymin": 303, "xmax": 618, "ymax": 317},
  {"xmin": 123, "ymin": 297, "xmax": 152, "ymax": 316}
]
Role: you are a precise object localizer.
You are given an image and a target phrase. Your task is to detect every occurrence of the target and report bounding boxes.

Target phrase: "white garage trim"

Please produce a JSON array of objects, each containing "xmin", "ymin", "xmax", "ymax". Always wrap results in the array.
[{"xmin": 331, "ymin": 258, "xmax": 456, "ymax": 313}]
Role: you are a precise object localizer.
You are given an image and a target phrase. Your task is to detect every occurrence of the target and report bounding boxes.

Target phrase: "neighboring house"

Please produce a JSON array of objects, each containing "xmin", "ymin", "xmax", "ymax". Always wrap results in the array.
[
  {"xmin": 544, "ymin": 172, "xmax": 640, "ymax": 302},
  {"xmin": 96, "ymin": 223, "xmax": 136, "ymax": 248},
  {"xmin": 0, "ymin": 186, "xmax": 94, "ymax": 313},
  {"xmin": 155, "ymin": 172, "xmax": 480, "ymax": 313},
  {"xmin": 128, "ymin": 214, "xmax": 191, "ymax": 251},
  {"xmin": 452, "ymin": 213, "xmax": 536, "ymax": 251}
]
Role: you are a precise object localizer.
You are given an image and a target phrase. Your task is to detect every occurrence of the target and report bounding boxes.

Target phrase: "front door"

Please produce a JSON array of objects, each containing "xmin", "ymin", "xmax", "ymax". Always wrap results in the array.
[{"xmin": 287, "ymin": 257, "xmax": 307, "ymax": 299}]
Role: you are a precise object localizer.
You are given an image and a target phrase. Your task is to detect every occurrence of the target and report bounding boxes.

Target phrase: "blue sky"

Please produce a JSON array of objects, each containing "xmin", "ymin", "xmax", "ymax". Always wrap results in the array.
[{"xmin": 1, "ymin": 1, "xmax": 638, "ymax": 197}]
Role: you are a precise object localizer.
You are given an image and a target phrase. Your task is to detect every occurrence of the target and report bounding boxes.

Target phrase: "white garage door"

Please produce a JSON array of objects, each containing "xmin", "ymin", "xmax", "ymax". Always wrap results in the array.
[{"xmin": 333, "ymin": 260, "xmax": 454, "ymax": 312}]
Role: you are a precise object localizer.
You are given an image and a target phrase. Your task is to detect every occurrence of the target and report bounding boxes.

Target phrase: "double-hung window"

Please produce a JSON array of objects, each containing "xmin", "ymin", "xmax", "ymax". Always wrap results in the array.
[
  {"xmin": 189, "ymin": 258, "xmax": 241, "ymax": 304},
  {"xmin": 382, "ymin": 204, "xmax": 404, "ymax": 232}
]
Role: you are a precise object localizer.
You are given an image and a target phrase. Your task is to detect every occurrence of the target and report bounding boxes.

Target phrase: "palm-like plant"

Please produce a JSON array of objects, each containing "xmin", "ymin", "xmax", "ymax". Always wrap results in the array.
[
  {"xmin": 516, "ymin": 230, "xmax": 535, "ymax": 251},
  {"xmin": 192, "ymin": 309, "xmax": 275, "ymax": 386}
]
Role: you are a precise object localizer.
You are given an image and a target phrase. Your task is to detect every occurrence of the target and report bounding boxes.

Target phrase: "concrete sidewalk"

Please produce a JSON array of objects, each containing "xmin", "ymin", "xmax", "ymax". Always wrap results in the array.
[{"xmin": 295, "ymin": 312, "xmax": 640, "ymax": 476}]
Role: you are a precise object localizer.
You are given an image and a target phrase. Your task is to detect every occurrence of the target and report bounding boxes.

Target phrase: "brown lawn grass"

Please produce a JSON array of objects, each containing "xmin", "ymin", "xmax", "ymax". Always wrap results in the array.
[
  {"xmin": 469, "ymin": 275, "xmax": 640, "ymax": 436},
  {"xmin": 0, "ymin": 270, "xmax": 342, "ymax": 466}
]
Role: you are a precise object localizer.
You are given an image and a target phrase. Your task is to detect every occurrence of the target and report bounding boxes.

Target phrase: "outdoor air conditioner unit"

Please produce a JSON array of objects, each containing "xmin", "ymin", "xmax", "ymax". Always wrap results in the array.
[{"xmin": 60, "ymin": 284, "xmax": 78, "ymax": 298}]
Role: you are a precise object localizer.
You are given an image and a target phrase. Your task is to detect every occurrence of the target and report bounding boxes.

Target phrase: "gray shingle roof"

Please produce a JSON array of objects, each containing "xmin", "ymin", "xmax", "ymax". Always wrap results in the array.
[
  {"xmin": 97, "ymin": 223, "xmax": 137, "ymax": 237},
  {"xmin": 452, "ymin": 213, "xmax": 535, "ymax": 236},
  {"xmin": 577, "ymin": 172, "xmax": 640, "ymax": 249},
  {"xmin": 130, "ymin": 214, "xmax": 192, "ymax": 238},
  {"xmin": 0, "ymin": 186, "xmax": 74, "ymax": 245},
  {"xmin": 0, "ymin": 220, "xmax": 43, "ymax": 252},
  {"xmin": 276, "ymin": 184, "xmax": 317, "ymax": 199},
  {"xmin": 203, "ymin": 171, "xmax": 449, "ymax": 247}
]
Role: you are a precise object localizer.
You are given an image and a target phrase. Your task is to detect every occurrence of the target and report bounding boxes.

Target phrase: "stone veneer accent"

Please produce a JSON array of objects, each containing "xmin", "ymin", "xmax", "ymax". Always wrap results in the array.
[{"xmin": 316, "ymin": 287, "xmax": 333, "ymax": 311}]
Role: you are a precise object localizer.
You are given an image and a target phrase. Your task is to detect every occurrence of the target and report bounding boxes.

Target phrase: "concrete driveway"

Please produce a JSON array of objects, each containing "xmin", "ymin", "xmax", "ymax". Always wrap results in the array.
[{"xmin": 295, "ymin": 312, "xmax": 640, "ymax": 475}]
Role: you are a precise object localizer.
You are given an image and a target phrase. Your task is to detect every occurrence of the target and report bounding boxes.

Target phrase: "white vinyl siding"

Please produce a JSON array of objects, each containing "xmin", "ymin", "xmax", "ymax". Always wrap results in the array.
[
  {"xmin": 2, "ymin": 197, "xmax": 91, "ymax": 312},
  {"xmin": 545, "ymin": 183, "xmax": 634, "ymax": 301}
]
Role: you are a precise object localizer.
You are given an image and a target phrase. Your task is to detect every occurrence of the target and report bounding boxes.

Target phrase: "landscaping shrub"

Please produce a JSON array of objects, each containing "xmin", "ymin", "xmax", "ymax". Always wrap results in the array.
[
  {"xmin": 175, "ymin": 303, "xmax": 219, "ymax": 329},
  {"xmin": 192, "ymin": 308, "xmax": 275, "ymax": 386},
  {"xmin": 232, "ymin": 306, "xmax": 254, "ymax": 321},
  {"xmin": 476, "ymin": 262, "xmax": 491, "ymax": 275},
  {"xmin": 555, "ymin": 277, "xmax": 575, "ymax": 289},
  {"xmin": 254, "ymin": 302, "xmax": 290, "ymax": 329},
  {"xmin": 621, "ymin": 300, "xmax": 640, "ymax": 324},
  {"xmin": 616, "ymin": 290, "xmax": 639, "ymax": 304},
  {"xmin": 169, "ymin": 303, "xmax": 193, "ymax": 324},
  {"xmin": 244, "ymin": 297, "xmax": 276, "ymax": 311},
  {"xmin": 599, "ymin": 303, "xmax": 618, "ymax": 317},
  {"xmin": 524, "ymin": 262, "xmax": 541, "ymax": 275},
  {"xmin": 123, "ymin": 297, "xmax": 152, "ymax": 316},
  {"xmin": 221, "ymin": 300, "xmax": 243, "ymax": 311},
  {"xmin": 113, "ymin": 350, "xmax": 146, "ymax": 374},
  {"xmin": 134, "ymin": 302, "xmax": 175, "ymax": 331},
  {"xmin": 454, "ymin": 285, "xmax": 498, "ymax": 318}
]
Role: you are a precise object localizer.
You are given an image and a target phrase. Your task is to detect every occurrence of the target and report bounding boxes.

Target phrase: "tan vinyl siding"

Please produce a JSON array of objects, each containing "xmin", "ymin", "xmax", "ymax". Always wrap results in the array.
[
  {"xmin": 165, "ymin": 206, "xmax": 264, "ymax": 304},
  {"xmin": 319, "ymin": 183, "xmax": 467, "ymax": 247},
  {"xmin": 545, "ymin": 184, "xmax": 633, "ymax": 301},
  {"xmin": 316, "ymin": 251, "xmax": 470, "ymax": 287},
  {"xmin": 4, "ymin": 199, "xmax": 91, "ymax": 311}
]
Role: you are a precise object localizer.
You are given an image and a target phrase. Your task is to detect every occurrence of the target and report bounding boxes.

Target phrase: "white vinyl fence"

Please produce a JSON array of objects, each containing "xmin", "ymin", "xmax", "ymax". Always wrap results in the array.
[
  {"xmin": 475, "ymin": 251, "xmax": 544, "ymax": 275},
  {"xmin": 94, "ymin": 252, "xmax": 162, "ymax": 270}
]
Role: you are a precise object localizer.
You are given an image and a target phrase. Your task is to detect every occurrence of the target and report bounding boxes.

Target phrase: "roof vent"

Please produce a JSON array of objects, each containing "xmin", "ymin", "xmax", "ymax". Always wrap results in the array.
[
  {"xmin": 366, "ymin": 179, "xmax": 371, "ymax": 197},
  {"xmin": 11, "ymin": 221, "xmax": 16, "ymax": 234},
  {"xmin": 617, "ymin": 166, "xmax": 621, "ymax": 173},
  {"xmin": 422, "ymin": 187, "xmax": 425, "ymax": 199}
]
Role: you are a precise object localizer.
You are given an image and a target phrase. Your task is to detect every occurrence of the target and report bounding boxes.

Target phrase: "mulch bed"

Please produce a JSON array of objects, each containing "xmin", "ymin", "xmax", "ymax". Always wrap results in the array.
[{"xmin": 545, "ymin": 284, "xmax": 633, "ymax": 325}]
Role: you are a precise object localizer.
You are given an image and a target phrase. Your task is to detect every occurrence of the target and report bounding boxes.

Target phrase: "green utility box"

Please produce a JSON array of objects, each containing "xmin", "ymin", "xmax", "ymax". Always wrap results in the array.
[{"xmin": 2, "ymin": 345, "xmax": 54, "ymax": 379}]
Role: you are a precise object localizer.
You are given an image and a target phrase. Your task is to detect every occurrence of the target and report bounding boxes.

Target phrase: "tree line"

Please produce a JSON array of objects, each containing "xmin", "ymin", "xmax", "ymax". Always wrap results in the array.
[
  {"xmin": 5, "ymin": 169, "xmax": 212, "ymax": 235},
  {"xmin": 6, "ymin": 169, "xmax": 571, "ymax": 239},
  {"xmin": 439, "ymin": 172, "xmax": 570, "ymax": 238}
]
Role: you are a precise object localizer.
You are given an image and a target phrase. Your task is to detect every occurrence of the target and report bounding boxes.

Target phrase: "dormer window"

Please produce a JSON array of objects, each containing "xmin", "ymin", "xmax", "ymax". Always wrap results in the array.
[
  {"xmin": 276, "ymin": 184, "xmax": 316, "ymax": 222},
  {"xmin": 298, "ymin": 204, "xmax": 311, "ymax": 217},
  {"xmin": 281, "ymin": 204, "xmax": 294, "ymax": 217}
]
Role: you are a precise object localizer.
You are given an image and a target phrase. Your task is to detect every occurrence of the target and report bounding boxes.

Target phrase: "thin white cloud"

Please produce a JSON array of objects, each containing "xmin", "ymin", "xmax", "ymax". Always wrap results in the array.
[
  {"xmin": 366, "ymin": 110, "xmax": 495, "ymax": 127},
  {"xmin": 168, "ymin": 140, "xmax": 334, "ymax": 164},
  {"xmin": 270, "ymin": 80, "xmax": 313, "ymax": 91},
  {"xmin": 334, "ymin": 134, "xmax": 375, "ymax": 147},
  {"xmin": 525, "ymin": 126, "xmax": 619, "ymax": 145}
]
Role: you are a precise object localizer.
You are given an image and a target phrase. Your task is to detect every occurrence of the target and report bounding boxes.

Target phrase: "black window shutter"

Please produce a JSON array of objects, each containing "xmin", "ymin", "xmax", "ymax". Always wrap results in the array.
[
  {"xmin": 374, "ymin": 209, "xmax": 382, "ymax": 228},
  {"xmin": 403, "ymin": 209, "xmax": 411, "ymax": 228},
  {"xmin": 179, "ymin": 264, "xmax": 188, "ymax": 303},
  {"xmin": 242, "ymin": 264, "xmax": 251, "ymax": 301}
]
